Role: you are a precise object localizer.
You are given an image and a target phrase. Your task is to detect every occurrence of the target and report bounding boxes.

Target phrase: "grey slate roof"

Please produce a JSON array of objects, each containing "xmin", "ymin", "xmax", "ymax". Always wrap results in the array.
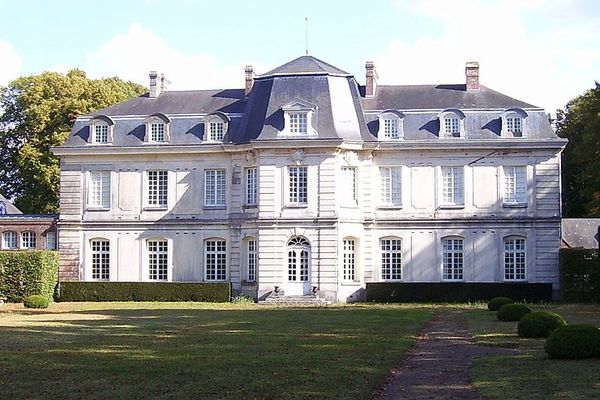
[
  {"xmin": 561, "ymin": 219, "xmax": 600, "ymax": 249},
  {"xmin": 261, "ymin": 55, "xmax": 350, "ymax": 76},
  {"xmin": 0, "ymin": 194, "xmax": 22, "ymax": 214}
]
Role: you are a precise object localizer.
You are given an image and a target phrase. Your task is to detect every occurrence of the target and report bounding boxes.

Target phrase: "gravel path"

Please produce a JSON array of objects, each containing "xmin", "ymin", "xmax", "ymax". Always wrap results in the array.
[{"xmin": 375, "ymin": 311, "xmax": 515, "ymax": 400}]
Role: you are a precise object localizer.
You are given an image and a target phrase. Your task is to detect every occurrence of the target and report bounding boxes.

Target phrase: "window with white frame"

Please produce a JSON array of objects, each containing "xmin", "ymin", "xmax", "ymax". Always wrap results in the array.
[
  {"xmin": 205, "ymin": 169, "xmax": 226, "ymax": 207},
  {"xmin": 343, "ymin": 238, "xmax": 356, "ymax": 281},
  {"xmin": 341, "ymin": 167, "xmax": 357, "ymax": 205},
  {"xmin": 288, "ymin": 166, "xmax": 308, "ymax": 205},
  {"xmin": 94, "ymin": 125, "xmax": 109, "ymax": 143},
  {"xmin": 441, "ymin": 167, "xmax": 464, "ymax": 206},
  {"xmin": 91, "ymin": 239, "xmax": 110, "ymax": 280},
  {"xmin": 209, "ymin": 121, "xmax": 225, "ymax": 141},
  {"xmin": 148, "ymin": 170, "xmax": 168, "ymax": 207},
  {"xmin": 506, "ymin": 116, "xmax": 523, "ymax": 134},
  {"xmin": 247, "ymin": 239, "xmax": 257, "ymax": 282},
  {"xmin": 442, "ymin": 237, "xmax": 464, "ymax": 280},
  {"xmin": 2, "ymin": 231, "xmax": 17, "ymax": 249},
  {"xmin": 383, "ymin": 118, "xmax": 399, "ymax": 139},
  {"xmin": 205, "ymin": 239, "xmax": 227, "ymax": 281},
  {"xmin": 22, "ymin": 231, "xmax": 36, "ymax": 249},
  {"xmin": 381, "ymin": 238, "xmax": 402, "ymax": 280},
  {"xmin": 501, "ymin": 109, "xmax": 528, "ymax": 138},
  {"xmin": 150, "ymin": 122, "xmax": 166, "ymax": 142},
  {"xmin": 444, "ymin": 116, "xmax": 460, "ymax": 135},
  {"xmin": 504, "ymin": 237, "xmax": 526, "ymax": 281},
  {"xmin": 245, "ymin": 167, "xmax": 258, "ymax": 206},
  {"xmin": 287, "ymin": 236, "xmax": 310, "ymax": 282},
  {"xmin": 45, "ymin": 231, "xmax": 57, "ymax": 250},
  {"xmin": 380, "ymin": 167, "xmax": 402, "ymax": 206},
  {"xmin": 289, "ymin": 113, "xmax": 308, "ymax": 134},
  {"xmin": 503, "ymin": 166, "xmax": 527, "ymax": 205},
  {"xmin": 148, "ymin": 239, "xmax": 168, "ymax": 281},
  {"xmin": 89, "ymin": 171, "xmax": 111, "ymax": 208}
]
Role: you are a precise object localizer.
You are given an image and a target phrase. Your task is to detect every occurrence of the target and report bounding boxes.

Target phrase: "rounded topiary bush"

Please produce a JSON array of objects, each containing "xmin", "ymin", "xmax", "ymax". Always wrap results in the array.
[
  {"xmin": 497, "ymin": 303, "xmax": 532, "ymax": 321},
  {"xmin": 517, "ymin": 311, "xmax": 567, "ymax": 338},
  {"xmin": 545, "ymin": 324, "xmax": 600, "ymax": 359},
  {"xmin": 487, "ymin": 296, "xmax": 515, "ymax": 311},
  {"xmin": 23, "ymin": 295, "xmax": 49, "ymax": 309}
]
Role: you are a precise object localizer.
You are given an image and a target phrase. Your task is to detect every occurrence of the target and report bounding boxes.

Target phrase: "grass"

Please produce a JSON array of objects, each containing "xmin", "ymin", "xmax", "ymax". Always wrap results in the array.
[
  {"xmin": 0, "ymin": 302, "xmax": 432, "ymax": 400},
  {"xmin": 466, "ymin": 303, "xmax": 600, "ymax": 400}
]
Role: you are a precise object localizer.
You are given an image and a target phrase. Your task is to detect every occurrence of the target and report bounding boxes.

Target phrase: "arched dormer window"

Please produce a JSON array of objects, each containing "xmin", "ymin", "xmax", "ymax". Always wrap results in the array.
[
  {"xmin": 280, "ymin": 100, "xmax": 317, "ymax": 136},
  {"xmin": 501, "ymin": 108, "xmax": 528, "ymax": 138},
  {"xmin": 88, "ymin": 115, "xmax": 115, "ymax": 144},
  {"xmin": 204, "ymin": 112, "xmax": 230, "ymax": 142},
  {"xmin": 144, "ymin": 113, "xmax": 171, "ymax": 143},
  {"xmin": 438, "ymin": 109, "xmax": 466, "ymax": 138},
  {"xmin": 377, "ymin": 110, "xmax": 404, "ymax": 140}
]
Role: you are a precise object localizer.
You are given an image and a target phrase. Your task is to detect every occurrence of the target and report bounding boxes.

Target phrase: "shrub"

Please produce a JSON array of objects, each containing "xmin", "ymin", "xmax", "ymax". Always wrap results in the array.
[
  {"xmin": 57, "ymin": 281, "xmax": 231, "ymax": 302},
  {"xmin": 0, "ymin": 250, "xmax": 59, "ymax": 301},
  {"xmin": 23, "ymin": 294, "xmax": 49, "ymax": 309},
  {"xmin": 232, "ymin": 293, "xmax": 255, "ymax": 304},
  {"xmin": 517, "ymin": 311, "xmax": 567, "ymax": 338},
  {"xmin": 497, "ymin": 303, "xmax": 532, "ymax": 321},
  {"xmin": 488, "ymin": 296, "xmax": 514, "ymax": 311},
  {"xmin": 545, "ymin": 324, "xmax": 600, "ymax": 359}
]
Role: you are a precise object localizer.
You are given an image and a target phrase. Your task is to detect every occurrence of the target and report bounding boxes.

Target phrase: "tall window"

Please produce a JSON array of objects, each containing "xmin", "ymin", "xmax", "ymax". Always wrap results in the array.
[
  {"xmin": 506, "ymin": 116, "xmax": 523, "ymax": 133},
  {"xmin": 45, "ymin": 232, "xmax": 57, "ymax": 250},
  {"xmin": 2, "ymin": 231, "xmax": 17, "ymax": 249},
  {"xmin": 150, "ymin": 122, "xmax": 166, "ymax": 142},
  {"xmin": 289, "ymin": 113, "xmax": 307, "ymax": 134},
  {"xmin": 442, "ymin": 237, "xmax": 464, "ymax": 280},
  {"xmin": 441, "ymin": 166, "xmax": 464, "ymax": 206},
  {"xmin": 206, "ymin": 239, "xmax": 227, "ymax": 281},
  {"xmin": 148, "ymin": 170, "xmax": 168, "ymax": 207},
  {"xmin": 380, "ymin": 167, "xmax": 402, "ymax": 206},
  {"xmin": 444, "ymin": 116, "xmax": 460, "ymax": 134},
  {"xmin": 246, "ymin": 167, "xmax": 258, "ymax": 206},
  {"xmin": 504, "ymin": 166, "xmax": 527, "ymax": 205},
  {"xmin": 22, "ymin": 231, "xmax": 36, "ymax": 249},
  {"xmin": 381, "ymin": 238, "xmax": 402, "ymax": 280},
  {"xmin": 94, "ymin": 125, "xmax": 109, "ymax": 143},
  {"xmin": 91, "ymin": 239, "xmax": 110, "ymax": 280},
  {"xmin": 90, "ymin": 171, "xmax": 111, "ymax": 208},
  {"xmin": 343, "ymin": 238, "xmax": 356, "ymax": 281},
  {"xmin": 209, "ymin": 121, "xmax": 225, "ymax": 141},
  {"xmin": 383, "ymin": 118, "xmax": 399, "ymax": 139},
  {"xmin": 148, "ymin": 239, "xmax": 168, "ymax": 281},
  {"xmin": 341, "ymin": 167, "xmax": 357, "ymax": 205},
  {"xmin": 288, "ymin": 166, "xmax": 308, "ymax": 204},
  {"xmin": 247, "ymin": 239, "xmax": 257, "ymax": 282},
  {"xmin": 504, "ymin": 237, "xmax": 526, "ymax": 281},
  {"xmin": 287, "ymin": 236, "xmax": 310, "ymax": 282},
  {"xmin": 205, "ymin": 169, "xmax": 226, "ymax": 207}
]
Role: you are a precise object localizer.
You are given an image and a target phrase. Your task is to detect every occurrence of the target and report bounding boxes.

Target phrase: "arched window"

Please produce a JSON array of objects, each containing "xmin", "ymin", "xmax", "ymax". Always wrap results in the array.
[
  {"xmin": 377, "ymin": 110, "xmax": 404, "ymax": 140},
  {"xmin": 21, "ymin": 231, "xmax": 36, "ymax": 249},
  {"xmin": 88, "ymin": 115, "xmax": 114, "ymax": 144},
  {"xmin": 144, "ymin": 113, "xmax": 171, "ymax": 143},
  {"xmin": 205, "ymin": 113, "xmax": 230, "ymax": 142},
  {"xmin": 500, "ymin": 108, "xmax": 528, "ymax": 138},
  {"xmin": 2, "ymin": 231, "xmax": 17, "ymax": 249},
  {"xmin": 380, "ymin": 237, "xmax": 402, "ymax": 280},
  {"xmin": 438, "ymin": 109, "xmax": 466, "ymax": 138},
  {"xmin": 90, "ymin": 238, "xmax": 110, "ymax": 280},
  {"xmin": 287, "ymin": 236, "xmax": 310, "ymax": 282},
  {"xmin": 504, "ymin": 236, "xmax": 526, "ymax": 281},
  {"xmin": 441, "ymin": 236, "xmax": 464, "ymax": 281}
]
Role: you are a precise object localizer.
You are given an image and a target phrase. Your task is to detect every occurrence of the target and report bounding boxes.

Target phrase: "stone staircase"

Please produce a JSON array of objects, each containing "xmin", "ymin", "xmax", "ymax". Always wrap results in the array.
[{"xmin": 258, "ymin": 292, "xmax": 330, "ymax": 307}]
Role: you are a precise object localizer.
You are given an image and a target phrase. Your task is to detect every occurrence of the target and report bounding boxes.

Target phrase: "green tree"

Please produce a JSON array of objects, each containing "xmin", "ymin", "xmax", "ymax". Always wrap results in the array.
[
  {"xmin": 557, "ymin": 82, "xmax": 600, "ymax": 217},
  {"xmin": 0, "ymin": 70, "xmax": 145, "ymax": 213}
]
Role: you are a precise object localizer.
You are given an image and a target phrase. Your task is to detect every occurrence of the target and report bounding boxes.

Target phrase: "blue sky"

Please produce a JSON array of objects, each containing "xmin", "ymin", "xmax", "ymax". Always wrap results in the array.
[{"xmin": 1, "ymin": 0, "xmax": 599, "ymax": 114}]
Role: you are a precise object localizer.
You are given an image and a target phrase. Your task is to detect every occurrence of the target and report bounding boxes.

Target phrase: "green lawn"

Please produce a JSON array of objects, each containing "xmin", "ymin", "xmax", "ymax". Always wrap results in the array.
[
  {"xmin": 466, "ymin": 303, "xmax": 600, "ymax": 400},
  {"xmin": 0, "ymin": 303, "xmax": 431, "ymax": 400}
]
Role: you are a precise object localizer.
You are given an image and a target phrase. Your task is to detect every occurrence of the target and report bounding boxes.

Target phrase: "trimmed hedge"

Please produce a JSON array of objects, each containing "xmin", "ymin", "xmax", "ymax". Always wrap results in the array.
[
  {"xmin": 497, "ymin": 303, "xmax": 532, "ymax": 321},
  {"xmin": 560, "ymin": 248, "xmax": 600, "ymax": 303},
  {"xmin": 24, "ymin": 294, "xmax": 50, "ymax": 309},
  {"xmin": 365, "ymin": 282, "xmax": 553, "ymax": 303},
  {"xmin": 0, "ymin": 250, "xmax": 59, "ymax": 302},
  {"xmin": 57, "ymin": 281, "xmax": 231, "ymax": 302},
  {"xmin": 517, "ymin": 311, "xmax": 567, "ymax": 338},
  {"xmin": 545, "ymin": 324, "xmax": 600, "ymax": 359},
  {"xmin": 487, "ymin": 297, "xmax": 514, "ymax": 311}
]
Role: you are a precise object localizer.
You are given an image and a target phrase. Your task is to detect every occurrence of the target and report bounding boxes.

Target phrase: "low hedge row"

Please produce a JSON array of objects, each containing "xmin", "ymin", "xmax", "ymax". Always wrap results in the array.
[
  {"xmin": 57, "ymin": 281, "xmax": 231, "ymax": 302},
  {"xmin": 0, "ymin": 250, "xmax": 59, "ymax": 301},
  {"xmin": 366, "ymin": 282, "xmax": 553, "ymax": 303}
]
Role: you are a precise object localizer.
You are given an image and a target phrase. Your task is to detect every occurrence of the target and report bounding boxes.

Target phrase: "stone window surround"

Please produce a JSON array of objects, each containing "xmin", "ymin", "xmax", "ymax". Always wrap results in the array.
[
  {"xmin": 438, "ymin": 109, "xmax": 466, "ymax": 138},
  {"xmin": 144, "ymin": 113, "xmax": 171, "ymax": 143}
]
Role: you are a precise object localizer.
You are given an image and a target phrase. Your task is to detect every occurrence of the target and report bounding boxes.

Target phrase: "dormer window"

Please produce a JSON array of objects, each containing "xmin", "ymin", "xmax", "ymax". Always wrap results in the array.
[
  {"xmin": 88, "ymin": 115, "xmax": 114, "ymax": 144},
  {"xmin": 210, "ymin": 121, "xmax": 225, "ymax": 141},
  {"xmin": 280, "ymin": 100, "xmax": 317, "ymax": 136},
  {"xmin": 204, "ymin": 113, "xmax": 230, "ymax": 142},
  {"xmin": 377, "ymin": 110, "xmax": 404, "ymax": 140},
  {"xmin": 438, "ymin": 109, "xmax": 466, "ymax": 138},
  {"xmin": 290, "ymin": 113, "xmax": 308, "ymax": 134},
  {"xmin": 501, "ymin": 108, "xmax": 528, "ymax": 138},
  {"xmin": 144, "ymin": 113, "xmax": 171, "ymax": 143}
]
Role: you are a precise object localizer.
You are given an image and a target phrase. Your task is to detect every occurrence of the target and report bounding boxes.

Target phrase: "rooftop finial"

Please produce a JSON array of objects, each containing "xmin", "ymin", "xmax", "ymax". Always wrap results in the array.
[{"xmin": 305, "ymin": 17, "xmax": 308, "ymax": 55}]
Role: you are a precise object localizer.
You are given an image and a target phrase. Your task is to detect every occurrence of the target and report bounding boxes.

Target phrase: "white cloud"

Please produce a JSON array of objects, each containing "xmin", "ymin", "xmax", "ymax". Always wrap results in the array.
[
  {"xmin": 0, "ymin": 39, "xmax": 22, "ymax": 86},
  {"xmin": 375, "ymin": 0, "xmax": 600, "ymax": 113},
  {"xmin": 85, "ymin": 23, "xmax": 265, "ymax": 91}
]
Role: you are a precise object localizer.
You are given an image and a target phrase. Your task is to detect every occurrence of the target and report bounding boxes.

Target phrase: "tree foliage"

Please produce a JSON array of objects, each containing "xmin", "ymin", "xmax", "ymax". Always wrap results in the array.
[
  {"xmin": 558, "ymin": 82, "xmax": 600, "ymax": 217},
  {"xmin": 0, "ymin": 70, "xmax": 145, "ymax": 213}
]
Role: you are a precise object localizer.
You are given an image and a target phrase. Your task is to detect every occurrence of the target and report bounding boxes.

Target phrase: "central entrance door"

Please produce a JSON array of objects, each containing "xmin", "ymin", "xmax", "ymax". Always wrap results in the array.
[{"xmin": 285, "ymin": 236, "xmax": 311, "ymax": 296}]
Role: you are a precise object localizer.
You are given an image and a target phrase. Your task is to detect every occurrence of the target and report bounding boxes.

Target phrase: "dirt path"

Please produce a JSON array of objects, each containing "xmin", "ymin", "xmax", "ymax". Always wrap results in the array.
[{"xmin": 375, "ymin": 311, "xmax": 515, "ymax": 400}]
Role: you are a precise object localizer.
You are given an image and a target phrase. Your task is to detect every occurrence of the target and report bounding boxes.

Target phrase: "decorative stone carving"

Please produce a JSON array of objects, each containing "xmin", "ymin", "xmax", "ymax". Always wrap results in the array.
[
  {"xmin": 343, "ymin": 151, "xmax": 359, "ymax": 165},
  {"xmin": 289, "ymin": 149, "xmax": 305, "ymax": 165}
]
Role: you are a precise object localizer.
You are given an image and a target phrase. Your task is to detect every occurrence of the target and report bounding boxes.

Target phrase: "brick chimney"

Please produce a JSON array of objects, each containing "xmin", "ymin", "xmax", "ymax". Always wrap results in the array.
[
  {"xmin": 149, "ymin": 71, "xmax": 160, "ymax": 98},
  {"xmin": 365, "ymin": 61, "xmax": 378, "ymax": 97},
  {"xmin": 465, "ymin": 61, "xmax": 480, "ymax": 92},
  {"xmin": 245, "ymin": 65, "xmax": 254, "ymax": 96}
]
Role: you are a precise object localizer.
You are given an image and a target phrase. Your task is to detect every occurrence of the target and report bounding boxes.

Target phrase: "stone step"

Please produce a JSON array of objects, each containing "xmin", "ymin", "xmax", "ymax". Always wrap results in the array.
[{"xmin": 259, "ymin": 294, "xmax": 330, "ymax": 307}]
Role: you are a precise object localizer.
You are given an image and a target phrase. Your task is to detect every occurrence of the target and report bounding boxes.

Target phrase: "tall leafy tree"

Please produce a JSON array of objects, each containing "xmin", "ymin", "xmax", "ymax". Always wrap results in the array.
[
  {"xmin": 557, "ymin": 82, "xmax": 600, "ymax": 217},
  {"xmin": 0, "ymin": 70, "xmax": 145, "ymax": 213}
]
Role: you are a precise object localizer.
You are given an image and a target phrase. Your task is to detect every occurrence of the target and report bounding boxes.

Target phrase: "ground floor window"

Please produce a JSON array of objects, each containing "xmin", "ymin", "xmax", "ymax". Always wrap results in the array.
[
  {"xmin": 287, "ymin": 236, "xmax": 310, "ymax": 282},
  {"xmin": 504, "ymin": 237, "xmax": 526, "ymax": 280},
  {"xmin": 442, "ymin": 237, "xmax": 464, "ymax": 280},
  {"xmin": 2, "ymin": 231, "xmax": 17, "ymax": 249},
  {"xmin": 247, "ymin": 239, "xmax": 257, "ymax": 282},
  {"xmin": 381, "ymin": 238, "xmax": 402, "ymax": 280},
  {"xmin": 22, "ymin": 231, "xmax": 36, "ymax": 249},
  {"xmin": 148, "ymin": 239, "xmax": 168, "ymax": 281},
  {"xmin": 91, "ymin": 239, "xmax": 110, "ymax": 280},
  {"xmin": 343, "ymin": 238, "xmax": 356, "ymax": 281},
  {"xmin": 206, "ymin": 239, "xmax": 227, "ymax": 281}
]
